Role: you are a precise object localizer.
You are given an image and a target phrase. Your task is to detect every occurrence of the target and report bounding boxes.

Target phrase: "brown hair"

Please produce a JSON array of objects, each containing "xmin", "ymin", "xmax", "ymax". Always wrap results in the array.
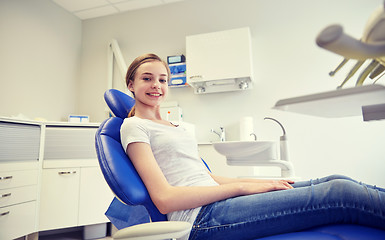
[{"xmin": 125, "ymin": 53, "xmax": 171, "ymax": 118}]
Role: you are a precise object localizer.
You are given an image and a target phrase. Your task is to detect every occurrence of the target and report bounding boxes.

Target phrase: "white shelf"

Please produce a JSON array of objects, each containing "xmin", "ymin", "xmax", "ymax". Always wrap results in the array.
[{"xmin": 273, "ymin": 84, "xmax": 385, "ymax": 118}]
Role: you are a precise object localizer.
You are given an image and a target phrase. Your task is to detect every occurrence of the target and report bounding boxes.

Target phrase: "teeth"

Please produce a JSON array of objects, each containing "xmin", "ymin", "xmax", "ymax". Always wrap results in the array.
[{"xmin": 148, "ymin": 93, "xmax": 161, "ymax": 96}]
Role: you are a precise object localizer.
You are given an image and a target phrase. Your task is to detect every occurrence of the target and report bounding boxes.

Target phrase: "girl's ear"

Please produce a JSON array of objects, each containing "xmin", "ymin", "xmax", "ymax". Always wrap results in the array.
[{"xmin": 128, "ymin": 81, "xmax": 134, "ymax": 93}]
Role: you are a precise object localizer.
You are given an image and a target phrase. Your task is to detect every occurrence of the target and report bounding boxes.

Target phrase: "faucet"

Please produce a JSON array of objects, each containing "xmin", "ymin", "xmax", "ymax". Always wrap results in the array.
[
  {"xmin": 211, "ymin": 127, "xmax": 226, "ymax": 142},
  {"xmin": 264, "ymin": 117, "xmax": 289, "ymax": 161},
  {"xmin": 250, "ymin": 133, "xmax": 257, "ymax": 141}
]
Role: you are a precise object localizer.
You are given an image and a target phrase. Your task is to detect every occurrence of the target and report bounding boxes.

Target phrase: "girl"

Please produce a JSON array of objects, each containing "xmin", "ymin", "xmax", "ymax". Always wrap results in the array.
[{"xmin": 120, "ymin": 53, "xmax": 385, "ymax": 240}]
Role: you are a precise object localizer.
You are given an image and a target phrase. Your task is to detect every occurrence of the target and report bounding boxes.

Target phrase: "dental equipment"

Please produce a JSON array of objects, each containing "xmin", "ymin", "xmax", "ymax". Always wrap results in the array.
[
  {"xmin": 107, "ymin": 39, "xmax": 128, "ymax": 90},
  {"xmin": 316, "ymin": 3, "xmax": 385, "ymax": 88}
]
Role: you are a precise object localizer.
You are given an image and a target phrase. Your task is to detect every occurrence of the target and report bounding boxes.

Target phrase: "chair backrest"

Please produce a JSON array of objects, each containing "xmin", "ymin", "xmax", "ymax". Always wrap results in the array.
[
  {"xmin": 95, "ymin": 89, "xmax": 167, "ymax": 222},
  {"xmin": 104, "ymin": 89, "xmax": 136, "ymax": 119}
]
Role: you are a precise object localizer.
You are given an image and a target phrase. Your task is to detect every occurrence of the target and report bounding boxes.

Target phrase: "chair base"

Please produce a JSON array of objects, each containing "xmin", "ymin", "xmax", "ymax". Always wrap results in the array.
[{"xmin": 112, "ymin": 221, "xmax": 192, "ymax": 240}]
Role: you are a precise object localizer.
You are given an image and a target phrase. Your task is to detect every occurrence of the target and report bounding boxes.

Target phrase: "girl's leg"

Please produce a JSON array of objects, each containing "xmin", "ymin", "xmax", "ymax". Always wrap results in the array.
[
  {"xmin": 292, "ymin": 174, "xmax": 385, "ymax": 192},
  {"xmin": 189, "ymin": 176, "xmax": 385, "ymax": 240}
]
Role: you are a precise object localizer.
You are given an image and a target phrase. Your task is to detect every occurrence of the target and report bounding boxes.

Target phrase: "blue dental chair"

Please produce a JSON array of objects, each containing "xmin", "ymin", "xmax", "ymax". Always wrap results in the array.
[{"xmin": 95, "ymin": 89, "xmax": 385, "ymax": 240}]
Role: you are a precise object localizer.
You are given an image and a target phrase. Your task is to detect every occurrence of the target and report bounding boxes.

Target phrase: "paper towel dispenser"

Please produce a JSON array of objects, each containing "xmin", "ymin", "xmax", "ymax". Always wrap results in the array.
[{"xmin": 186, "ymin": 27, "xmax": 254, "ymax": 94}]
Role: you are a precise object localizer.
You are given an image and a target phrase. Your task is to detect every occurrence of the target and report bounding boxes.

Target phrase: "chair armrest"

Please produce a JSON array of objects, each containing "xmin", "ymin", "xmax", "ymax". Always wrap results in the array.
[{"xmin": 113, "ymin": 221, "xmax": 192, "ymax": 240}]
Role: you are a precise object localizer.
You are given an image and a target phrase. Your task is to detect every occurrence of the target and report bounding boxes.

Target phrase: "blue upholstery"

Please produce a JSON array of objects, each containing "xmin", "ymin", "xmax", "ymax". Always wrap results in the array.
[
  {"xmin": 96, "ymin": 89, "xmax": 385, "ymax": 239},
  {"xmin": 104, "ymin": 89, "xmax": 135, "ymax": 119},
  {"xmin": 95, "ymin": 117, "xmax": 167, "ymax": 222},
  {"xmin": 259, "ymin": 224, "xmax": 385, "ymax": 240}
]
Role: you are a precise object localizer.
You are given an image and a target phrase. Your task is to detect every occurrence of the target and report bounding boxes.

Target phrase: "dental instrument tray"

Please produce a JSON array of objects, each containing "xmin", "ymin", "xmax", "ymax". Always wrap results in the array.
[{"xmin": 274, "ymin": 84, "xmax": 385, "ymax": 120}]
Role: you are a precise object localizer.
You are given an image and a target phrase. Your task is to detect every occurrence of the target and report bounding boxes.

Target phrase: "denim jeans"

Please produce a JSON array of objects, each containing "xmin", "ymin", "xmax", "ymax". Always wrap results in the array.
[{"xmin": 188, "ymin": 175, "xmax": 385, "ymax": 240}]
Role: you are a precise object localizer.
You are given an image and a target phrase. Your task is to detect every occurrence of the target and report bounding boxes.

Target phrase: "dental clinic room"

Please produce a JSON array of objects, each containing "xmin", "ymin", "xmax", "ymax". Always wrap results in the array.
[{"xmin": 1, "ymin": 0, "xmax": 385, "ymax": 239}]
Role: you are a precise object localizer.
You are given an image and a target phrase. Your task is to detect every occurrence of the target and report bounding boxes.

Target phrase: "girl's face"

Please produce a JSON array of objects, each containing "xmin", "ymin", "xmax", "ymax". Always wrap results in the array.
[{"xmin": 128, "ymin": 60, "xmax": 169, "ymax": 108}]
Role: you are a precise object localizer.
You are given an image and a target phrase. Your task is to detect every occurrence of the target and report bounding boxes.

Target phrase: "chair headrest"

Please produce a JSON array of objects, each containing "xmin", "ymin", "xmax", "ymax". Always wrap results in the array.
[{"xmin": 104, "ymin": 89, "xmax": 135, "ymax": 119}]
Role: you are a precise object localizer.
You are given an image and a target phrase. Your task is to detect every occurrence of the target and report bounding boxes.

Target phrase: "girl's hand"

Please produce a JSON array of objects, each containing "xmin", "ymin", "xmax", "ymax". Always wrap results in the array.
[
  {"xmin": 238, "ymin": 180, "xmax": 293, "ymax": 195},
  {"xmin": 210, "ymin": 173, "xmax": 294, "ymax": 194},
  {"xmin": 252, "ymin": 179, "xmax": 294, "ymax": 185}
]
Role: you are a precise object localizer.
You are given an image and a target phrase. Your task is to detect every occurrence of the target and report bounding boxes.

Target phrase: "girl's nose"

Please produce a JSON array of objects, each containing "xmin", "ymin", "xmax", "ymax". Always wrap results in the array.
[{"xmin": 152, "ymin": 80, "xmax": 161, "ymax": 88}]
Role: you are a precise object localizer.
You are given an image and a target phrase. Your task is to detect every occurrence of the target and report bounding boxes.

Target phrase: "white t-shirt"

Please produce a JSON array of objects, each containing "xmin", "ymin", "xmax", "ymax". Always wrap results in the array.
[{"xmin": 120, "ymin": 116, "xmax": 218, "ymax": 236}]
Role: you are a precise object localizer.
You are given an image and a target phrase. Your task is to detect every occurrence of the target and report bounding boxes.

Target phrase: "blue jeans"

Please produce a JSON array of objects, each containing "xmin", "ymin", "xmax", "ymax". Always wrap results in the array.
[{"xmin": 188, "ymin": 175, "xmax": 385, "ymax": 240}]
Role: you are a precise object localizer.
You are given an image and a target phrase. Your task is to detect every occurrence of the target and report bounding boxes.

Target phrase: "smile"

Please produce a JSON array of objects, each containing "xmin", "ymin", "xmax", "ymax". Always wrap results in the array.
[{"xmin": 147, "ymin": 93, "xmax": 162, "ymax": 96}]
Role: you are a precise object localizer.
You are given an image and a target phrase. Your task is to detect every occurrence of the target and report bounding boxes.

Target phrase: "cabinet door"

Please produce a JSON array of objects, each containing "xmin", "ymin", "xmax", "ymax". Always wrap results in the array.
[
  {"xmin": 39, "ymin": 168, "xmax": 80, "ymax": 231},
  {"xmin": 78, "ymin": 167, "xmax": 113, "ymax": 226},
  {"xmin": 186, "ymin": 27, "xmax": 253, "ymax": 82}
]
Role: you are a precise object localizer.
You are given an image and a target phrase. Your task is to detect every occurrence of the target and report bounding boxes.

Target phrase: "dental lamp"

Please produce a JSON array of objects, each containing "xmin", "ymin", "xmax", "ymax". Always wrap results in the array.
[{"xmin": 316, "ymin": 3, "xmax": 385, "ymax": 88}]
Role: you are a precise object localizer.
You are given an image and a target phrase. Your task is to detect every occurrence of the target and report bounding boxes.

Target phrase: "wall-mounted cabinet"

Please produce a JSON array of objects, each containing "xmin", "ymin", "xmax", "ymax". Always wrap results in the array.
[{"xmin": 186, "ymin": 27, "xmax": 254, "ymax": 94}]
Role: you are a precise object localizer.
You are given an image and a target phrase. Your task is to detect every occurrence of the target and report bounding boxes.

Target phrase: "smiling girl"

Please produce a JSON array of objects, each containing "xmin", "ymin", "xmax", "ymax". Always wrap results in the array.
[{"xmin": 120, "ymin": 53, "xmax": 385, "ymax": 240}]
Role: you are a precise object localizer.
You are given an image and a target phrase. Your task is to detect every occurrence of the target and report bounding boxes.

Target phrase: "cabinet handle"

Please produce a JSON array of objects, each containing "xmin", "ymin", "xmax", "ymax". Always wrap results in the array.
[
  {"xmin": 1, "ymin": 193, "xmax": 11, "ymax": 198},
  {"xmin": 0, "ymin": 211, "xmax": 10, "ymax": 216},
  {"xmin": 58, "ymin": 171, "xmax": 77, "ymax": 175},
  {"xmin": 0, "ymin": 176, "xmax": 12, "ymax": 180}
]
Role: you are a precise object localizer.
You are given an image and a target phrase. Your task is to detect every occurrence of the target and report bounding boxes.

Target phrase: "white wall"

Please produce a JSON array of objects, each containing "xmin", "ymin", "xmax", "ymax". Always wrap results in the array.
[
  {"xmin": 78, "ymin": 0, "xmax": 385, "ymax": 186},
  {"xmin": 0, "ymin": 0, "xmax": 82, "ymax": 121},
  {"xmin": 1, "ymin": 0, "xmax": 384, "ymax": 186}
]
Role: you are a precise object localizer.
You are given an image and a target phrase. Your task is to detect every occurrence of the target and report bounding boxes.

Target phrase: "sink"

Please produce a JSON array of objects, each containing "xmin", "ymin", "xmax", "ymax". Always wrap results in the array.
[
  {"xmin": 212, "ymin": 141, "xmax": 295, "ymax": 178},
  {"xmin": 212, "ymin": 141, "xmax": 278, "ymax": 165}
]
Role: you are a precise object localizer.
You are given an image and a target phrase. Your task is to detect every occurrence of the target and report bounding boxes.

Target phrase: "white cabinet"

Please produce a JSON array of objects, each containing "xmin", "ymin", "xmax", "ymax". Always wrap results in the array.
[
  {"xmin": 39, "ymin": 125, "xmax": 113, "ymax": 232},
  {"xmin": 0, "ymin": 120, "xmax": 40, "ymax": 240},
  {"xmin": 0, "ymin": 118, "xmax": 113, "ymax": 239},
  {"xmin": 186, "ymin": 27, "xmax": 254, "ymax": 94},
  {"xmin": 39, "ymin": 166, "xmax": 113, "ymax": 231},
  {"xmin": 0, "ymin": 166, "xmax": 39, "ymax": 240},
  {"xmin": 39, "ymin": 165, "xmax": 113, "ymax": 231},
  {"xmin": 78, "ymin": 167, "xmax": 113, "ymax": 225},
  {"xmin": 39, "ymin": 168, "xmax": 80, "ymax": 230},
  {"xmin": 0, "ymin": 201, "xmax": 37, "ymax": 240}
]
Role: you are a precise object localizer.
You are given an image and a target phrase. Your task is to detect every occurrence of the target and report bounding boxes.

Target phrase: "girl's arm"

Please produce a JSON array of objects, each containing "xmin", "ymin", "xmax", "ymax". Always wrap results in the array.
[
  {"xmin": 127, "ymin": 142, "xmax": 292, "ymax": 214},
  {"xmin": 209, "ymin": 173, "xmax": 294, "ymax": 186}
]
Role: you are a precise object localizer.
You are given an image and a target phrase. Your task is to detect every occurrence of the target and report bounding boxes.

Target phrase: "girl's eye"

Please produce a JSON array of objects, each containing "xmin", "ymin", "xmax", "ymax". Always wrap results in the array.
[
  {"xmin": 143, "ymin": 77, "xmax": 151, "ymax": 81},
  {"xmin": 160, "ymin": 79, "xmax": 167, "ymax": 83}
]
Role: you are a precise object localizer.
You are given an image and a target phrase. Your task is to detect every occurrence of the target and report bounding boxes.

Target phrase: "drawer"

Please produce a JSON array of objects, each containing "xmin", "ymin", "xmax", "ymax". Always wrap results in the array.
[
  {"xmin": 0, "ymin": 185, "xmax": 37, "ymax": 208},
  {"xmin": 0, "ymin": 201, "xmax": 37, "ymax": 240},
  {"xmin": 1, "ymin": 161, "xmax": 39, "ymax": 172},
  {"xmin": 0, "ymin": 170, "xmax": 38, "ymax": 190}
]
